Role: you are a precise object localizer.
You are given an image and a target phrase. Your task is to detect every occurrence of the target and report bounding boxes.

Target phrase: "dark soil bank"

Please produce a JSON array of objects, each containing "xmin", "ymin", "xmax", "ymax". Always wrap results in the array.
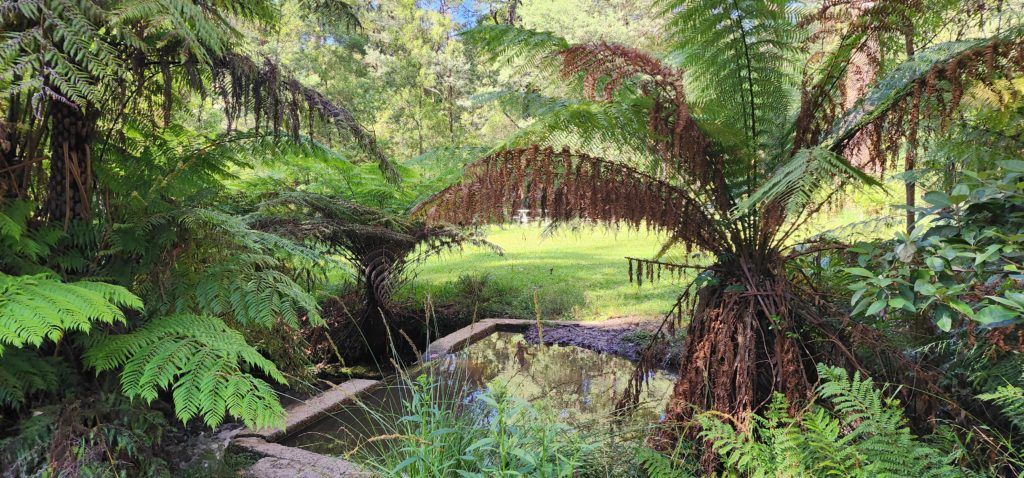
[{"xmin": 522, "ymin": 319, "xmax": 680, "ymax": 371}]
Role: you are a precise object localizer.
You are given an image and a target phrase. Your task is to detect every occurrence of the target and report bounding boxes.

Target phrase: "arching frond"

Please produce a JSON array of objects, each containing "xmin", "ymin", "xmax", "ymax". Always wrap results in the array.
[
  {"xmin": 0, "ymin": 273, "xmax": 141, "ymax": 356},
  {"xmin": 414, "ymin": 146, "xmax": 728, "ymax": 253},
  {"xmin": 823, "ymin": 24, "xmax": 1024, "ymax": 152},
  {"xmin": 662, "ymin": 0, "xmax": 802, "ymax": 149},
  {"xmin": 556, "ymin": 43, "xmax": 717, "ymax": 182},
  {"xmin": 459, "ymin": 24, "xmax": 569, "ymax": 67},
  {"xmin": 84, "ymin": 314, "xmax": 287, "ymax": 430},
  {"xmin": 741, "ymin": 147, "xmax": 881, "ymax": 220},
  {"xmin": 481, "ymin": 90, "xmax": 654, "ymax": 156}
]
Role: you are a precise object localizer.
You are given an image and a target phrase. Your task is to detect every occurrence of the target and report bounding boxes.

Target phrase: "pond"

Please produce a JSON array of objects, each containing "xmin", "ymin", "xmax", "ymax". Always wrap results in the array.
[{"xmin": 279, "ymin": 331, "xmax": 676, "ymax": 456}]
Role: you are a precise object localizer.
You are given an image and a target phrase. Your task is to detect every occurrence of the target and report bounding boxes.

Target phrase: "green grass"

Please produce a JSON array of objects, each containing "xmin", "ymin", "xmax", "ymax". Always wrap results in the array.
[{"xmin": 405, "ymin": 224, "xmax": 683, "ymax": 321}]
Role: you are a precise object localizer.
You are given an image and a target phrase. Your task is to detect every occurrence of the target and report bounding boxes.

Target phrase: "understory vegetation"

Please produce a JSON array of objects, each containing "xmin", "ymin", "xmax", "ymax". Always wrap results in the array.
[{"xmin": 2, "ymin": 0, "xmax": 1024, "ymax": 476}]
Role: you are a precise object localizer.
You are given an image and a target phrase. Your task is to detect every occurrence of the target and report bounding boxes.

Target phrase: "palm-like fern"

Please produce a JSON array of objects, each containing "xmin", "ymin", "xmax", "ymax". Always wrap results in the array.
[{"xmin": 423, "ymin": 1, "xmax": 1024, "ymax": 468}]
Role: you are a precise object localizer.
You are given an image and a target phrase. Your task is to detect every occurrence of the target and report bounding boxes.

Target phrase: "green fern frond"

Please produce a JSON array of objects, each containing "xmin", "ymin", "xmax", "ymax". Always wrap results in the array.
[
  {"xmin": 0, "ymin": 349, "xmax": 63, "ymax": 407},
  {"xmin": 741, "ymin": 147, "xmax": 882, "ymax": 216},
  {"xmin": 479, "ymin": 89, "xmax": 656, "ymax": 159},
  {"xmin": 84, "ymin": 314, "xmax": 287, "ymax": 430},
  {"xmin": 190, "ymin": 254, "xmax": 322, "ymax": 328},
  {"xmin": 978, "ymin": 385, "xmax": 1024, "ymax": 431},
  {"xmin": 662, "ymin": 0, "xmax": 802, "ymax": 149},
  {"xmin": 696, "ymin": 365, "xmax": 964, "ymax": 477},
  {"xmin": 459, "ymin": 24, "xmax": 569, "ymax": 68},
  {"xmin": 0, "ymin": 273, "xmax": 140, "ymax": 356}
]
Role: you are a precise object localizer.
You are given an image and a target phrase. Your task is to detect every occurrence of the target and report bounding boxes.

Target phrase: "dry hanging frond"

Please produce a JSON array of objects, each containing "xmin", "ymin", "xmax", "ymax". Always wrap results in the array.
[
  {"xmin": 556, "ymin": 43, "xmax": 726, "ymax": 208},
  {"xmin": 211, "ymin": 53, "xmax": 398, "ymax": 181},
  {"xmin": 415, "ymin": 146, "xmax": 729, "ymax": 253}
]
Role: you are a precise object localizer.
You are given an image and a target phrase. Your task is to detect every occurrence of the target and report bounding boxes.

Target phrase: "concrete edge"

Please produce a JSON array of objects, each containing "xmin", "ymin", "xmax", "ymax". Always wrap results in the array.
[
  {"xmin": 238, "ymin": 379, "xmax": 384, "ymax": 442},
  {"xmin": 231, "ymin": 436, "xmax": 370, "ymax": 477}
]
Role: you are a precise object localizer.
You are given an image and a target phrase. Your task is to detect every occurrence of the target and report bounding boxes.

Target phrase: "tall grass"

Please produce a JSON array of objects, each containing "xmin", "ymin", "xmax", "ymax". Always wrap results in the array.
[{"xmin": 353, "ymin": 375, "xmax": 596, "ymax": 477}]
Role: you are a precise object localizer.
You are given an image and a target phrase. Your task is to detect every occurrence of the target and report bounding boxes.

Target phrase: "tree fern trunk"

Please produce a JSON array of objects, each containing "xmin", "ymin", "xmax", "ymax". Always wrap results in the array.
[
  {"xmin": 43, "ymin": 99, "xmax": 95, "ymax": 225},
  {"xmin": 652, "ymin": 272, "xmax": 816, "ymax": 472},
  {"xmin": 1, "ymin": 94, "xmax": 29, "ymax": 199}
]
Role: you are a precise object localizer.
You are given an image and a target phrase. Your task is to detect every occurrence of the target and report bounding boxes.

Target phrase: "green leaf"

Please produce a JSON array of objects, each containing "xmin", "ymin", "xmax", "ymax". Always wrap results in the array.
[
  {"xmin": 934, "ymin": 305, "xmax": 954, "ymax": 332},
  {"xmin": 845, "ymin": 267, "xmax": 875, "ymax": 278},
  {"xmin": 973, "ymin": 305, "xmax": 1017, "ymax": 326},
  {"xmin": 974, "ymin": 244, "xmax": 1002, "ymax": 266},
  {"xmin": 866, "ymin": 300, "xmax": 887, "ymax": 316},
  {"xmin": 950, "ymin": 184, "xmax": 970, "ymax": 202},
  {"xmin": 948, "ymin": 300, "xmax": 975, "ymax": 318},
  {"xmin": 923, "ymin": 191, "xmax": 951, "ymax": 208},
  {"xmin": 888, "ymin": 297, "xmax": 916, "ymax": 312},
  {"xmin": 925, "ymin": 256, "xmax": 945, "ymax": 272},
  {"xmin": 913, "ymin": 279, "xmax": 936, "ymax": 296},
  {"xmin": 999, "ymin": 160, "xmax": 1024, "ymax": 172}
]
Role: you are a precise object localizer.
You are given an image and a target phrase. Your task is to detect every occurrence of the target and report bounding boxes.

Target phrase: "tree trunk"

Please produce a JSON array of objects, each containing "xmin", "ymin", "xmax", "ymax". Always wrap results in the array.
[
  {"xmin": 653, "ymin": 271, "xmax": 816, "ymax": 472},
  {"xmin": 904, "ymin": 27, "xmax": 919, "ymax": 235},
  {"xmin": 0, "ymin": 93, "xmax": 34, "ymax": 200},
  {"xmin": 43, "ymin": 99, "xmax": 95, "ymax": 226},
  {"xmin": 506, "ymin": 0, "xmax": 520, "ymax": 25}
]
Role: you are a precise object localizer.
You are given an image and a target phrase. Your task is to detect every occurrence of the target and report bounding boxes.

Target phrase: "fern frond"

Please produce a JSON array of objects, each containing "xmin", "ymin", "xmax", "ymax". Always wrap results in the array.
[
  {"xmin": 414, "ymin": 146, "xmax": 729, "ymax": 254},
  {"xmin": 84, "ymin": 314, "xmax": 287, "ymax": 430},
  {"xmin": 662, "ymin": 0, "xmax": 801, "ymax": 149},
  {"xmin": 0, "ymin": 349, "xmax": 62, "ymax": 407},
  {"xmin": 823, "ymin": 23, "xmax": 1024, "ymax": 152},
  {"xmin": 742, "ymin": 146, "xmax": 881, "ymax": 216},
  {"xmin": 189, "ymin": 254, "xmax": 322, "ymax": 328},
  {"xmin": 0, "ymin": 273, "xmax": 140, "ymax": 356},
  {"xmin": 696, "ymin": 366, "xmax": 964, "ymax": 477},
  {"xmin": 459, "ymin": 24, "xmax": 569, "ymax": 68},
  {"xmin": 978, "ymin": 385, "xmax": 1024, "ymax": 431}
]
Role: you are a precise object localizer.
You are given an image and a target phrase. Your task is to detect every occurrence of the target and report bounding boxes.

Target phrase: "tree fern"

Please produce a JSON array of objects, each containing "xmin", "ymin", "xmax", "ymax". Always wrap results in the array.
[{"xmin": 84, "ymin": 313, "xmax": 287, "ymax": 430}]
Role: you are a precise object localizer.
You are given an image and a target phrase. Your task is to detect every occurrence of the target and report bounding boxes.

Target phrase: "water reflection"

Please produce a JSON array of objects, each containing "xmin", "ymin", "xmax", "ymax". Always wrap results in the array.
[{"xmin": 281, "ymin": 332, "xmax": 675, "ymax": 456}]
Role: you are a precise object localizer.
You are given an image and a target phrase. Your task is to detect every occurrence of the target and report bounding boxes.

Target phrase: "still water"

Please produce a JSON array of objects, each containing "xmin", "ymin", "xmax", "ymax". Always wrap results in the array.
[{"xmin": 280, "ymin": 332, "xmax": 675, "ymax": 456}]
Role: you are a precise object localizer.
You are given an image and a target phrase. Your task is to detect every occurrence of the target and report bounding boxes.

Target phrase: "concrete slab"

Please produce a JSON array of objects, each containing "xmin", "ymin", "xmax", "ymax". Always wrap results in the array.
[
  {"xmin": 423, "ymin": 318, "xmax": 531, "ymax": 359},
  {"xmin": 239, "ymin": 379, "xmax": 382, "ymax": 442},
  {"xmin": 234, "ymin": 437, "xmax": 369, "ymax": 478}
]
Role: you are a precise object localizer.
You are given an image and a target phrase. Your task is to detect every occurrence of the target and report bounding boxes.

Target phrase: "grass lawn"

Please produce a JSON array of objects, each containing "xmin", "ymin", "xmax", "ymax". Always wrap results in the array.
[{"xmin": 405, "ymin": 224, "xmax": 683, "ymax": 321}]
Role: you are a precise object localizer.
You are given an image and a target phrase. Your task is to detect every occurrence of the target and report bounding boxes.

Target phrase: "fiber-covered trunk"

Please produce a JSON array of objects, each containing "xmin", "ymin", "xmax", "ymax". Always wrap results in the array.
[
  {"xmin": 654, "ymin": 271, "xmax": 816, "ymax": 471},
  {"xmin": 44, "ymin": 99, "xmax": 95, "ymax": 224}
]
